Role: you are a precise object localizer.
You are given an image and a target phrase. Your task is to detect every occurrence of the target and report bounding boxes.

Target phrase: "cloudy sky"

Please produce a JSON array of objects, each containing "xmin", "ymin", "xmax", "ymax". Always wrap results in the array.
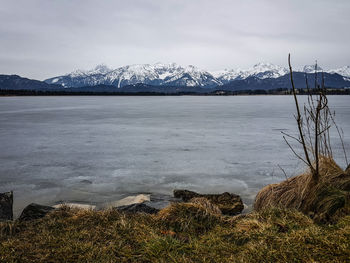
[{"xmin": 1, "ymin": 0, "xmax": 349, "ymax": 80}]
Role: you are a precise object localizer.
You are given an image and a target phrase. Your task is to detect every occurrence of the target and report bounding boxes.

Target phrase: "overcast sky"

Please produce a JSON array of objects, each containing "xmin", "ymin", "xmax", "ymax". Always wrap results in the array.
[{"xmin": 1, "ymin": 0, "xmax": 349, "ymax": 80}]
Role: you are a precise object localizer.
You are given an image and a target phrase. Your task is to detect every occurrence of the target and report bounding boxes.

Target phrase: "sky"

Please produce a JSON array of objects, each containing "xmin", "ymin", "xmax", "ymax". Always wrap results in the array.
[{"xmin": 0, "ymin": 0, "xmax": 349, "ymax": 80}]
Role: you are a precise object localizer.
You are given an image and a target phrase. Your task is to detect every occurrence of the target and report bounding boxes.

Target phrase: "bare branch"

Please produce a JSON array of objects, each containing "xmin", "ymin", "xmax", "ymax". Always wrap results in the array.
[
  {"xmin": 277, "ymin": 164, "xmax": 289, "ymax": 180},
  {"xmin": 329, "ymin": 110, "xmax": 349, "ymax": 166},
  {"xmin": 288, "ymin": 54, "xmax": 316, "ymax": 176},
  {"xmin": 283, "ymin": 136, "xmax": 312, "ymax": 168},
  {"xmin": 281, "ymin": 131, "xmax": 302, "ymax": 144}
]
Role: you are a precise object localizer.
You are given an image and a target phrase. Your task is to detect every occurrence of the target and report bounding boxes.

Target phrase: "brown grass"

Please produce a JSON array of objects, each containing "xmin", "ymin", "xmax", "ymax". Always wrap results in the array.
[
  {"xmin": 254, "ymin": 157, "xmax": 350, "ymax": 223},
  {"xmin": 2, "ymin": 206, "xmax": 349, "ymax": 262},
  {"xmin": 156, "ymin": 197, "xmax": 221, "ymax": 235}
]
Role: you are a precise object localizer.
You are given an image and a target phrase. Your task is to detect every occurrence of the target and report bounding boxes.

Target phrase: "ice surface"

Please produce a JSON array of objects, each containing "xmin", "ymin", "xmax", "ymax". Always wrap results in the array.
[{"xmin": 0, "ymin": 96, "xmax": 349, "ymax": 216}]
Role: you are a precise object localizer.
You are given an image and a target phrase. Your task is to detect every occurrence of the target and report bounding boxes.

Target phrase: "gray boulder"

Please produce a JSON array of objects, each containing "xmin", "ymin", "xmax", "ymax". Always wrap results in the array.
[
  {"xmin": 173, "ymin": 189, "xmax": 244, "ymax": 215},
  {"xmin": 19, "ymin": 203, "xmax": 55, "ymax": 221},
  {"xmin": 117, "ymin": 203, "xmax": 159, "ymax": 214},
  {"xmin": 0, "ymin": 191, "xmax": 13, "ymax": 221}
]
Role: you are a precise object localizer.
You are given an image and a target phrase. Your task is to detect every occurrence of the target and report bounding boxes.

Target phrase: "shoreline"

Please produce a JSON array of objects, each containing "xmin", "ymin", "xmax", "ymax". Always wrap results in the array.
[{"xmin": 1, "ymin": 88, "xmax": 350, "ymax": 97}]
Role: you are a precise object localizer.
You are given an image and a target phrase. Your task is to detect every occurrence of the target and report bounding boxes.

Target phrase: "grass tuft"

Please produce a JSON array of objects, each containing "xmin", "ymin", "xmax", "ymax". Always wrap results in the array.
[{"xmin": 255, "ymin": 157, "xmax": 350, "ymax": 223}]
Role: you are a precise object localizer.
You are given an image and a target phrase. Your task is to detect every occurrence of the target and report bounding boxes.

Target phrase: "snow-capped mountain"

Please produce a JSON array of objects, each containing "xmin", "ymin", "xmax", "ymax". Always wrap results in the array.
[
  {"xmin": 300, "ymin": 65, "xmax": 350, "ymax": 80},
  {"xmin": 47, "ymin": 64, "xmax": 114, "ymax": 87},
  {"xmin": 213, "ymin": 63, "xmax": 288, "ymax": 84},
  {"xmin": 303, "ymin": 65, "xmax": 324, "ymax": 74},
  {"xmin": 236, "ymin": 62, "xmax": 288, "ymax": 79},
  {"xmin": 104, "ymin": 63, "xmax": 221, "ymax": 88},
  {"xmin": 70, "ymin": 64, "xmax": 112, "ymax": 77},
  {"xmin": 44, "ymin": 62, "xmax": 350, "ymax": 88},
  {"xmin": 328, "ymin": 66, "xmax": 350, "ymax": 78},
  {"xmin": 45, "ymin": 63, "xmax": 221, "ymax": 88}
]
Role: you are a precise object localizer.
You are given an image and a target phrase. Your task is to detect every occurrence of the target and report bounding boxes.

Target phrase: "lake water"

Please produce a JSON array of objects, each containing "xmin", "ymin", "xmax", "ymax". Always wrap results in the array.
[{"xmin": 0, "ymin": 95, "xmax": 349, "ymax": 216}]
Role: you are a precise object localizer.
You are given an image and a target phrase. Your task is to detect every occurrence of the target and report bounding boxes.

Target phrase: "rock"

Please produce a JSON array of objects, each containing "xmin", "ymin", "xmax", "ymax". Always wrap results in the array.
[
  {"xmin": 117, "ymin": 203, "xmax": 159, "ymax": 214},
  {"xmin": 0, "ymin": 191, "xmax": 13, "ymax": 221},
  {"xmin": 53, "ymin": 203, "xmax": 96, "ymax": 210},
  {"xmin": 149, "ymin": 193, "xmax": 182, "ymax": 210},
  {"xmin": 173, "ymin": 189, "xmax": 244, "ymax": 215},
  {"xmin": 174, "ymin": 190, "xmax": 201, "ymax": 202},
  {"xmin": 19, "ymin": 203, "xmax": 55, "ymax": 221},
  {"xmin": 105, "ymin": 194, "xmax": 151, "ymax": 208}
]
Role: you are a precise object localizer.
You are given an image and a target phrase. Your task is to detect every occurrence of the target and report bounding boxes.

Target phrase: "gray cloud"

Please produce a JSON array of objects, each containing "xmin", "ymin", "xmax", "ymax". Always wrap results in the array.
[{"xmin": 0, "ymin": 0, "xmax": 349, "ymax": 79}]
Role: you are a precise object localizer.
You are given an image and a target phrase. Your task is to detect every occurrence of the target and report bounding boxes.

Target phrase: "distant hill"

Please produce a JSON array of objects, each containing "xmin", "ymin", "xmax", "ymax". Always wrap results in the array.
[{"xmin": 0, "ymin": 75, "xmax": 61, "ymax": 90}]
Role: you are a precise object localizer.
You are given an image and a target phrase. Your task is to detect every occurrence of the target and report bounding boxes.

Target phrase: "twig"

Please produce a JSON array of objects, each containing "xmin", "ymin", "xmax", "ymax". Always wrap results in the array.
[
  {"xmin": 329, "ymin": 110, "xmax": 349, "ymax": 166},
  {"xmin": 277, "ymin": 164, "xmax": 289, "ymax": 180},
  {"xmin": 281, "ymin": 131, "xmax": 302, "ymax": 144},
  {"xmin": 283, "ymin": 136, "xmax": 312, "ymax": 168}
]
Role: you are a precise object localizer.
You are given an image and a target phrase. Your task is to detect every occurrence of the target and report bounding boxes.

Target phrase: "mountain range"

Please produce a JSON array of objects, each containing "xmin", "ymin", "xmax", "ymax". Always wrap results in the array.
[
  {"xmin": 44, "ymin": 62, "xmax": 350, "ymax": 89},
  {"xmin": 1, "ymin": 62, "xmax": 350, "ymax": 93}
]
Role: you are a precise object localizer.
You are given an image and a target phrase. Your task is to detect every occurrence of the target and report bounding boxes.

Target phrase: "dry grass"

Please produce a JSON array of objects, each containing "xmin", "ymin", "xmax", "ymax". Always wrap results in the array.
[
  {"xmin": 255, "ymin": 157, "xmax": 350, "ymax": 223},
  {"xmin": 1, "ymin": 203, "xmax": 350, "ymax": 262},
  {"xmin": 155, "ymin": 197, "xmax": 221, "ymax": 235}
]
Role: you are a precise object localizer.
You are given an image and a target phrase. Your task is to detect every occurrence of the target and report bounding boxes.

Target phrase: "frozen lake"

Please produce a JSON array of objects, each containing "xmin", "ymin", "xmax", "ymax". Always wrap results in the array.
[{"xmin": 0, "ymin": 95, "xmax": 349, "ymax": 215}]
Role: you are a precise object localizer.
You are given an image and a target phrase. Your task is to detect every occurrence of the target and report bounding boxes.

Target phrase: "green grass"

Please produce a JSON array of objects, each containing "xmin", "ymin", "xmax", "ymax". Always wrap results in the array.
[{"xmin": 1, "ymin": 204, "xmax": 349, "ymax": 263}]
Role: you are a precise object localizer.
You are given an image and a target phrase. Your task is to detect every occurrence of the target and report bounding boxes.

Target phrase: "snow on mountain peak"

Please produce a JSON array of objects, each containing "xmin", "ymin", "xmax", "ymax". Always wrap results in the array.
[
  {"xmin": 213, "ymin": 62, "xmax": 288, "ymax": 82},
  {"xmin": 303, "ymin": 65, "xmax": 323, "ymax": 73},
  {"xmin": 69, "ymin": 64, "xmax": 112, "ymax": 77},
  {"xmin": 44, "ymin": 62, "xmax": 350, "ymax": 89},
  {"xmin": 251, "ymin": 62, "xmax": 284, "ymax": 72},
  {"xmin": 93, "ymin": 64, "xmax": 112, "ymax": 74},
  {"xmin": 211, "ymin": 69, "xmax": 240, "ymax": 81},
  {"xmin": 328, "ymin": 66, "xmax": 350, "ymax": 77},
  {"xmin": 69, "ymin": 69, "xmax": 87, "ymax": 77}
]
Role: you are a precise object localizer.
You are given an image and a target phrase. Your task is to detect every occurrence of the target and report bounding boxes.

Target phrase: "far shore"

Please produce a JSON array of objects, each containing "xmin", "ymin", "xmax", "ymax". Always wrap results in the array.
[{"xmin": 1, "ymin": 89, "xmax": 350, "ymax": 97}]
